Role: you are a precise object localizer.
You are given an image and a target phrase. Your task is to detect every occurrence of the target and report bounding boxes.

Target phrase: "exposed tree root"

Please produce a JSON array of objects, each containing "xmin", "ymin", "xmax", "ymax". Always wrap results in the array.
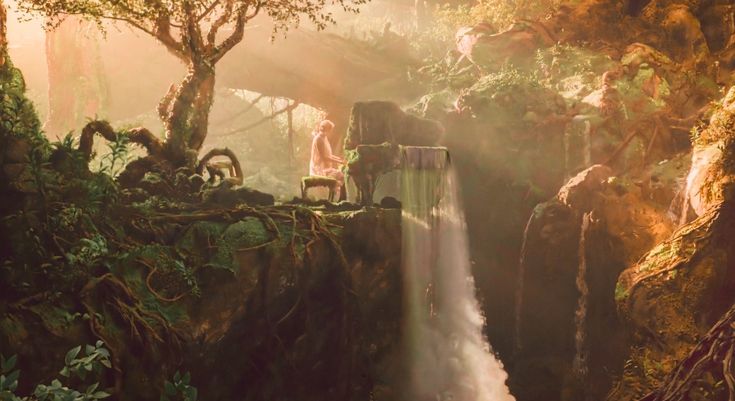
[
  {"xmin": 142, "ymin": 262, "xmax": 189, "ymax": 303},
  {"xmin": 196, "ymin": 147, "xmax": 243, "ymax": 184},
  {"xmin": 639, "ymin": 303, "xmax": 735, "ymax": 401},
  {"xmin": 79, "ymin": 120, "xmax": 164, "ymax": 159}
]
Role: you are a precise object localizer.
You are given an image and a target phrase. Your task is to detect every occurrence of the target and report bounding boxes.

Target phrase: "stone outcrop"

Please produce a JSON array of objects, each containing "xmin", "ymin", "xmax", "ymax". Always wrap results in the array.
[{"xmin": 610, "ymin": 87, "xmax": 735, "ymax": 401}]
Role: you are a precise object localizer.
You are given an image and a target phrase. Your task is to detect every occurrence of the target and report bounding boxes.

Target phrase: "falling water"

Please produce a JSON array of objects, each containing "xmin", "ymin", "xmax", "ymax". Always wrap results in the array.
[
  {"xmin": 572, "ymin": 212, "xmax": 592, "ymax": 380},
  {"xmin": 401, "ymin": 146, "xmax": 515, "ymax": 401},
  {"xmin": 513, "ymin": 213, "xmax": 535, "ymax": 354},
  {"xmin": 564, "ymin": 124, "xmax": 571, "ymax": 181},
  {"xmin": 582, "ymin": 120, "xmax": 592, "ymax": 168},
  {"xmin": 679, "ymin": 145, "xmax": 722, "ymax": 226}
]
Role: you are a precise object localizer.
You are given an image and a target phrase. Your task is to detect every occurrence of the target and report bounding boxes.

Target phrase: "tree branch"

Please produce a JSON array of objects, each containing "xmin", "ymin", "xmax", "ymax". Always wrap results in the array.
[
  {"xmin": 206, "ymin": 0, "xmax": 232, "ymax": 50},
  {"xmin": 211, "ymin": 93, "xmax": 265, "ymax": 126},
  {"xmin": 79, "ymin": 120, "xmax": 164, "ymax": 158},
  {"xmin": 196, "ymin": 147, "xmax": 243, "ymax": 183},
  {"xmin": 216, "ymin": 100, "xmax": 300, "ymax": 138},
  {"xmin": 197, "ymin": 0, "xmax": 221, "ymax": 21},
  {"xmin": 153, "ymin": 15, "xmax": 188, "ymax": 61},
  {"xmin": 211, "ymin": 1, "xmax": 261, "ymax": 63}
]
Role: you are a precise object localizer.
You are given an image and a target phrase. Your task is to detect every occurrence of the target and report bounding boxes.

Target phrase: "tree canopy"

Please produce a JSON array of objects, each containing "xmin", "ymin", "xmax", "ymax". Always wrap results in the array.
[
  {"xmin": 16, "ymin": 0, "xmax": 369, "ymax": 64},
  {"xmin": 11, "ymin": 0, "xmax": 369, "ymax": 167}
]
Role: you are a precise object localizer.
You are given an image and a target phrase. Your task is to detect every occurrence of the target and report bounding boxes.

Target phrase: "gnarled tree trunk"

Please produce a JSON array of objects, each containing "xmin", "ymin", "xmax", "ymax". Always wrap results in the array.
[{"xmin": 159, "ymin": 63, "xmax": 216, "ymax": 165}]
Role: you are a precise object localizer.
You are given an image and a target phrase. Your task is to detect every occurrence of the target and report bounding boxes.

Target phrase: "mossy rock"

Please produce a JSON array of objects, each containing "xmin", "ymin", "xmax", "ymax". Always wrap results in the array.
[{"xmin": 209, "ymin": 218, "xmax": 273, "ymax": 272}]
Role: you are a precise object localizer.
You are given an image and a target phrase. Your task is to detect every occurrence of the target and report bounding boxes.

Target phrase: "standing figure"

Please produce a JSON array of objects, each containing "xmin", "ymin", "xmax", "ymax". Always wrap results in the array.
[{"xmin": 309, "ymin": 120, "xmax": 346, "ymax": 200}]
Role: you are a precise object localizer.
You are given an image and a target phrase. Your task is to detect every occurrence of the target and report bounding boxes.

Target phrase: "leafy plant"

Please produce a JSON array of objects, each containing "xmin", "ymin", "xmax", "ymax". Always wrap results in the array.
[
  {"xmin": 59, "ymin": 341, "xmax": 112, "ymax": 380},
  {"xmin": 65, "ymin": 235, "xmax": 109, "ymax": 269},
  {"xmin": 0, "ymin": 355, "xmax": 21, "ymax": 401},
  {"xmin": 161, "ymin": 372, "xmax": 197, "ymax": 401},
  {"xmin": 33, "ymin": 380, "xmax": 109, "ymax": 401},
  {"xmin": 0, "ymin": 342, "xmax": 111, "ymax": 401},
  {"xmin": 96, "ymin": 134, "xmax": 130, "ymax": 179}
]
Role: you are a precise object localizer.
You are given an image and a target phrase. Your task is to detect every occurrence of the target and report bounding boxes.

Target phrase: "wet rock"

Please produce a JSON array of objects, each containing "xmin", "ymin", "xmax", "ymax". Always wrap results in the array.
[
  {"xmin": 557, "ymin": 165, "xmax": 614, "ymax": 211},
  {"xmin": 515, "ymin": 163, "xmax": 676, "ymax": 400},
  {"xmin": 610, "ymin": 86, "xmax": 735, "ymax": 400},
  {"xmin": 380, "ymin": 196, "xmax": 401, "ymax": 209}
]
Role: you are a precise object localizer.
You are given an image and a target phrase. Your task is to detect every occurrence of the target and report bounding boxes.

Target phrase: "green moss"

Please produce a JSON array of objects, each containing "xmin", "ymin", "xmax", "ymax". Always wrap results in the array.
[
  {"xmin": 210, "ymin": 218, "xmax": 273, "ymax": 272},
  {"xmin": 615, "ymin": 281, "xmax": 629, "ymax": 302},
  {"xmin": 0, "ymin": 54, "xmax": 47, "ymax": 150}
]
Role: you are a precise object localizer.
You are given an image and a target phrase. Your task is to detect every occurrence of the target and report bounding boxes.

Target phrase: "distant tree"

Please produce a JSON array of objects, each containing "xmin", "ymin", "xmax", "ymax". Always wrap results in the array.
[
  {"xmin": 15, "ymin": 0, "xmax": 367, "ymax": 173},
  {"xmin": 45, "ymin": 16, "xmax": 108, "ymax": 138},
  {"xmin": 0, "ymin": 0, "xmax": 7, "ymax": 62}
]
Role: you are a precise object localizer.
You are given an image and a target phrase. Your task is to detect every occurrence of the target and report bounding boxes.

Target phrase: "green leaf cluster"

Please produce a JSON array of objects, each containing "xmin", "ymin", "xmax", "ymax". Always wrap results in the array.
[
  {"xmin": 161, "ymin": 372, "xmax": 197, "ymax": 401},
  {"xmin": 0, "ymin": 343, "xmax": 111, "ymax": 401}
]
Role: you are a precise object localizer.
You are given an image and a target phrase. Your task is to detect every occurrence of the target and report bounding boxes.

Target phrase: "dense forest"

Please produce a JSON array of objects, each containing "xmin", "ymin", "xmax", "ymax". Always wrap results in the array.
[{"xmin": 1, "ymin": 0, "xmax": 735, "ymax": 401}]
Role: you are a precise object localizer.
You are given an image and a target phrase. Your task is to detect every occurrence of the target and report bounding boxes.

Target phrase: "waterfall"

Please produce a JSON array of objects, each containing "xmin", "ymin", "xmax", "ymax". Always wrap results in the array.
[
  {"xmin": 514, "ymin": 214, "xmax": 535, "ymax": 353},
  {"xmin": 564, "ymin": 124, "xmax": 571, "ymax": 181},
  {"xmin": 400, "ymin": 146, "xmax": 515, "ymax": 401},
  {"xmin": 582, "ymin": 120, "xmax": 592, "ymax": 168},
  {"xmin": 572, "ymin": 212, "xmax": 592, "ymax": 381},
  {"xmin": 679, "ymin": 144, "xmax": 722, "ymax": 226}
]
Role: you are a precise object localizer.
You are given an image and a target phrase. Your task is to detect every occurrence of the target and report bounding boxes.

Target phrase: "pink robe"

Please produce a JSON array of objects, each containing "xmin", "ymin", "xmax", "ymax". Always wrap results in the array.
[{"xmin": 309, "ymin": 132, "xmax": 344, "ymax": 181}]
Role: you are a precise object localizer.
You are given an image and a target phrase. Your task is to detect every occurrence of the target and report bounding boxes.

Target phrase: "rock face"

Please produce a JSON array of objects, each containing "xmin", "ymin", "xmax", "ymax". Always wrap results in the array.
[
  {"xmin": 185, "ymin": 208, "xmax": 403, "ymax": 401},
  {"xmin": 0, "ymin": 207, "xmax": 404, "ymax": 401},
  {"xmin": 514, "ymin": 164, "xmax": 677, "ymax": 401},
  {"xmin": 610, "ymin": 87, "xmax": 735, "ymax": 401}
]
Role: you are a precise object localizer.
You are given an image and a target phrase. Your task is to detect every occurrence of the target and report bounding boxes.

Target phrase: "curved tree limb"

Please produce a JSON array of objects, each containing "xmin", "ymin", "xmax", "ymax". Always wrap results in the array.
[
  {"xmin": 212, "ymin": 2, "xmax": 259, "ymax": 63},
  {"xmin": 196, "ymin": 147, "xmax": 243, "ymax": 183},
  {"xmin": 79, "ymin": 120, "xmax": 164, "ymax": 158},
  {"xmin": 153, "ymin": 15, "xmax": 188, "ymax": 61}
]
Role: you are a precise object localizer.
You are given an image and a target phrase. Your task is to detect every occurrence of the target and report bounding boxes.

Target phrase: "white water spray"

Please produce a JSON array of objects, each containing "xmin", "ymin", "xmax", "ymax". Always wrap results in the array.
[
  {"xmin": 400, "ymin": 146, "xmax": 515, "ymax": 401},
  {"xmin": 572, "ymin": 213, "xmax": 592, "ymax": 380}
]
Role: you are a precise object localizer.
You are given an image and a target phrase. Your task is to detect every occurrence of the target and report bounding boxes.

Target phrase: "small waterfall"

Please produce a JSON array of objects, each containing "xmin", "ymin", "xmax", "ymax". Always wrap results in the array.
[
  {"xmin": 677, "ymin": 186, "xmax": 690, "ymax": 227},
  {"xmin": 565, "ymin": 116, "xmax": 593, "ymax": 179},
  {"xmin": 572, "ymin": 213, "xmax": 592, "ymax": 381},
  {"xmin": 401, "ymin": 146, "xmax": 515, "ymax": 401},
  {"xmin": 514, "ymin": 213, "xmax": 535, "ymax": 353},
  {"xmin": 564, "ymin": 124, "xmax": 571, "ymax": 181},
  {"xmin": 582, "ymin": 120, "xmax": 592, "ymax": 168},
  {"xmin": 678, "ymin": 144, "xmax": 722, "ymax": 226},
  {"xmin": 667, "ymin": 177, "xmax": 687, "ymax": 225}
]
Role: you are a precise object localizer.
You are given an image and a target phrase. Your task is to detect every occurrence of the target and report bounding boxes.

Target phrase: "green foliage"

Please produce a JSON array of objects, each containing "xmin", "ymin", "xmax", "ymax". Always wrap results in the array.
[
  {"xmin": 0, "ymin": 57, "xmax": 46, "ymax": 150},
  {"xmin": 0, "ymin": 355, "xmax": 20, "ymax": 400},
  {"xmin": 0, "ymin": 343, "xmax": 111, "ymax": 401},
  {"xmin": 210, "ymin": 217, "xmax": 272, "ymax": 271},
  {"xmin": 65, "ymin": 235, "xmax": 109, "ymax": 269},
  {"xmin": 95, "ymin": 134, "xmax": 131, "ymax": 179},
  {"xmin": 16, "ymin": 0, "xmax": 368, "ymax": 58},
  {"xmin": 431, "ymin": 0, "xmax": 561, "ymax": 40},
  {"xmin": 161, "ymin": 372, "xmax": 197, "ymax": 401},
  {"xmin": 59, "ymin": 341, "xmax": 111, "ymax": 380},
  {"xmin": 33, "ymin": 380, "xmax": 110, "ymax": 401},
  {"xmin": 11, "ymin": 339, "xmax": 202, "ymax": 401}
]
